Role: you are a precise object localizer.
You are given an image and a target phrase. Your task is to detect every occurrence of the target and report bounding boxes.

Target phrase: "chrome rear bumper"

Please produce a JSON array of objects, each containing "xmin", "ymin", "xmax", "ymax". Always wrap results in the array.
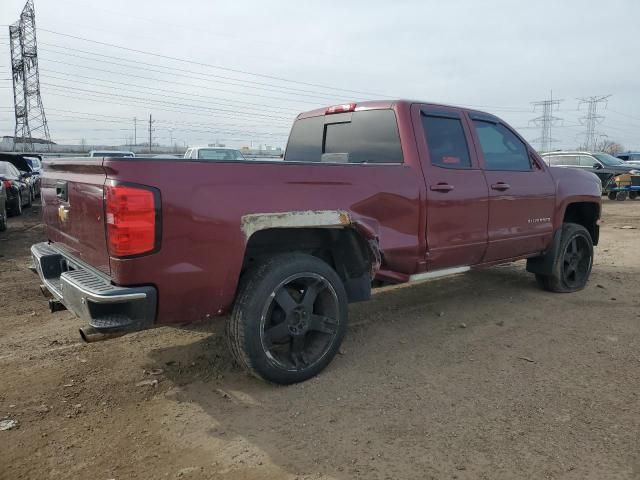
[{"xmin": 31, "ymin": 242, "xmax": 157, "ymax": 332}]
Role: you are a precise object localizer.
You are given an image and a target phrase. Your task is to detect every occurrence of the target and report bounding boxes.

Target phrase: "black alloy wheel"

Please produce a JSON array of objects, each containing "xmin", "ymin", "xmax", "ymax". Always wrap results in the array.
[
  {"xmin": 535, "ymin": 223, "xmax": 593, "ymax": 293},
  {"xmin": 227, "ymin": 253, "xmax": 349, "ymax": 384},
  {"xmin": 560, "ymin": 235, "xmax": 592, "ymax": 290},
  {"xmin": 260, "ymin": 272, "xmax": 340, "ymax": 372}
]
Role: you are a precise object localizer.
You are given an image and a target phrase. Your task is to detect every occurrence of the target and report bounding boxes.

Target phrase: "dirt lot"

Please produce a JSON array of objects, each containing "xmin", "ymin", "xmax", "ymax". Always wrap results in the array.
[{"xmin": 0, "ymin": 201, "xmax": 638, "ymax": 480}]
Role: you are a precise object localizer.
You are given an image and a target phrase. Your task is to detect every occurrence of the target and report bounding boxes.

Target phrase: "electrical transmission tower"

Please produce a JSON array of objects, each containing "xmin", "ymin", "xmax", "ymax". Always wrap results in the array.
[
  {"xmin": 9, "ymin": 0, "xmax": 51, "ymax": 152},
  {"xmin": 578, "ymin": 95, "xmax": 611, "ymax": 151},
  {"xmin": 530, "ymin": 92, "xmax": 562, "ymax": 153}
]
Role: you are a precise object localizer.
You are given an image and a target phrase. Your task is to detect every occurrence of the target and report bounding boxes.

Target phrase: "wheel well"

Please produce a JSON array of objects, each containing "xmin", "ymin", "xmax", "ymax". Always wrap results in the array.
[
  {"xmin": 243, "ymin": 227, "xmax": 374, "ymax": 302},
  {"xmin": 563, "ymin": 202, "xmax": 599, "ymax": 245}
]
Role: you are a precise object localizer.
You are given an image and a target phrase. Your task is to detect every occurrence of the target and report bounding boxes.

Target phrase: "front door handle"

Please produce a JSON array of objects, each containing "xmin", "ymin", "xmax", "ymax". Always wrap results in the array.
[
  {"xmin": 430, "ymin": 183, "xmax": 454, "ymax": 192},
  {"xmin": 491, "ymin": 182, "xmax": 511, "ymax": 191}
]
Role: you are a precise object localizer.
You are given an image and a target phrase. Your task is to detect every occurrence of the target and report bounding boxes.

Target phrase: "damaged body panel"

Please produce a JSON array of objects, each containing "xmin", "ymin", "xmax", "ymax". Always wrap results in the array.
[{"xmin": 241, "ymin": 210, "xmax": 352, "ymax": 239}]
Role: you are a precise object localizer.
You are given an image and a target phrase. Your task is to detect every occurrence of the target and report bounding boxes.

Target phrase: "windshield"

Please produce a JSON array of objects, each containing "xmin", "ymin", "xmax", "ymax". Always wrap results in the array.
[
  {"xmin": 0, "ymin": 162, "xmax": 10, "ymax": 175},
  {"xmin": 197, "ymin": 149, "xmax": 245, "ymax": 161},
  {"xmin": 26, "ymin": 158, "xmax": 41, "ymax": 169},
  {"xmin": 593, "ymin": 153, "xmax": 625, "ymax": 166}
]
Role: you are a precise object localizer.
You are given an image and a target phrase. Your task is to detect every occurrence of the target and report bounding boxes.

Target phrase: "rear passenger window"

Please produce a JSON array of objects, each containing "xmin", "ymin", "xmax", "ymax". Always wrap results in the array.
[
  {"xmin": 421, "ymin": 114, "xmax": 471, "ymax": 169},
  {"xmin": 557, "ymin": 156, "xmax": 579, "ymax": 166},
  {"xmin": 284, "ymin": 109, "xmax": 403, "ymax": 164},
  {"xmin": 473, "ymin": 121, "xmax": 531, "ymax": 171}
]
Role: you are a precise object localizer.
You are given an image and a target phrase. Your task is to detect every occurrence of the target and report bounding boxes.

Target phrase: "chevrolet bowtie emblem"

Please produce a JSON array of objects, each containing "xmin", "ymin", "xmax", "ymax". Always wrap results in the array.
[{"xmin": 58, "ymin": 205, "xmax": 69, "ymax": 223}]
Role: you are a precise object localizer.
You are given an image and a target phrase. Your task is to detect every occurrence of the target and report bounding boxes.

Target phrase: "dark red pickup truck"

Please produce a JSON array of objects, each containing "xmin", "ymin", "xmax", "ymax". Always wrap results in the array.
[{"xmin": 32, "ymin": 100, "xmax": 601, "ymax": 384}]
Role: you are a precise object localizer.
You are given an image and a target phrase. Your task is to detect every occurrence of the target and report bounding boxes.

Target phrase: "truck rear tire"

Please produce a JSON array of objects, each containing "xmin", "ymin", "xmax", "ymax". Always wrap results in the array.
[
  {"xmin": 535, "ymin": 223, "xmax": 593, "ymax": 293},
  {"xmin": 226, "ymin": 253, "xmax": 349, "ymax": 384}
]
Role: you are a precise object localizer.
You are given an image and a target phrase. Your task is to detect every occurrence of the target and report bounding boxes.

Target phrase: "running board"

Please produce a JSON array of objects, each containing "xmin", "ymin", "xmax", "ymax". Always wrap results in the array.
[{"xmin": 408, "ymin": 266, "xmax": 470, "ymax": 283}]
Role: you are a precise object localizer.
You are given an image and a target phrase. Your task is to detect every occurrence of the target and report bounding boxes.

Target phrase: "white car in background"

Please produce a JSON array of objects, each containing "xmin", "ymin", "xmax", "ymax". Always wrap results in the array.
[
  {"xmin": 88, "ymin": 150, "xmax": 135, "ymax": 158},
  {"xmin": 183, "ymin": 146, "xmax": 246, "ymax": 161}
]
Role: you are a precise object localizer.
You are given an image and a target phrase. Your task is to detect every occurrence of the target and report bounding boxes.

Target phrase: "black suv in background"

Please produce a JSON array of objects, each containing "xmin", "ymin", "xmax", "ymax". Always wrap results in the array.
[{"xmin": 541, "ymin": 151, "xmax": 640, "ymax": 187}]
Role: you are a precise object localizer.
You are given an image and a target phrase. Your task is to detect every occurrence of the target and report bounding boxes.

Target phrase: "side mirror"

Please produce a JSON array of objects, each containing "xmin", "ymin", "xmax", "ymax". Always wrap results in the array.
[{"xmin": 592, "ymin": 163, "xmax": 602, "ymax": 170}]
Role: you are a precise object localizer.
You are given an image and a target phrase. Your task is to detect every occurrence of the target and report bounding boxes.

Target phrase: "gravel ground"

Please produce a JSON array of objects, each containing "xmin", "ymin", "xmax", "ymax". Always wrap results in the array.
[{"xmin": 0, "ymin": 200, "xmax": 638, "ymax": 480}]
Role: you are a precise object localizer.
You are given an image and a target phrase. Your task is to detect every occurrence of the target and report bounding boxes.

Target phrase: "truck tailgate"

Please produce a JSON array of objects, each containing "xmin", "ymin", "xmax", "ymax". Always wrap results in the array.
[{"xmin": 41, "ymin": 158, "xmax": 110, "ymax": 275}]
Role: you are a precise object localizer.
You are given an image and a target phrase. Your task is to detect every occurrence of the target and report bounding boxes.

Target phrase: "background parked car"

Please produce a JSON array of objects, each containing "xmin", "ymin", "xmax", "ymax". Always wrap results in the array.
[
  {"xmin": 24, "ymin": 155, "xmax": 43, "ymax": 199},
  {"xmin": 0, "ymin": 177, "xmax": 6, "ymax": 231},
  {"xmin": 183, "ymin": 146, "xmax": 246, "ymax": 160},
  {"xmin": 88, "ymin": 150, "xmax": 135, "ymax": 158},
  {"xmin": 616, "ymin": 152, "xmax": 640, "ymax": 167},
  {"xmin": 0, "ymin": 153, "xmax": 40, "ymax": 201},
  {"xmin": 0, "ymin": 160, "xmax": 31, "ymax": 216},
  {"xmin": 541, "ymin": 151, "xmax": 640, "ymax": 188}
]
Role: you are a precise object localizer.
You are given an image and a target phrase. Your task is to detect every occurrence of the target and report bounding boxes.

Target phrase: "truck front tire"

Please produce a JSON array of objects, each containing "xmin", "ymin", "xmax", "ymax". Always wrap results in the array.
[
  {"xmin": 535, "ymin": 223, "xmax": 593, "ymax": 293},
  {"xmin": 226, "ymin": 253, "xmax": 349, "ymax": 384}
]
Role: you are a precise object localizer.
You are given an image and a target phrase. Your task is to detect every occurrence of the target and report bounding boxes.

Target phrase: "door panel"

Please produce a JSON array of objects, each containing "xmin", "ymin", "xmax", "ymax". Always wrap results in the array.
[
  {"xmin": 468, "ymin": 115, "xmax": 556, "ymax": 262},
  {"xmin": 412, "ymin": 105, "xmax": 489, "ymax": 269}
]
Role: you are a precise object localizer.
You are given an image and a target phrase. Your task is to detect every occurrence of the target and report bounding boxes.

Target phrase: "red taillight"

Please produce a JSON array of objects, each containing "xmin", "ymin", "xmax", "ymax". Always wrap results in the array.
[
  {"xmin": 104, "ymin": 184, "xmax": 159, "ymax": 257},
  {"xmin": 326, "ymin": 103, "xmax": 356, "ymax": 114},
  {"xmin": 2, "ymin": 180, "xmax": 11, "ymax": 190}
]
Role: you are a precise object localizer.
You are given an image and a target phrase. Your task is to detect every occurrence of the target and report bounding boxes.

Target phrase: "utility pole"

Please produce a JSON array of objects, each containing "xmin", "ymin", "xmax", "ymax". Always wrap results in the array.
[
  {"xmin": 530, "ymin": 91, "xmax": 562, "ymax": 153},
  {"xmin": 148, "ymin": 114, "xmax": 154, "ymax": 154},
  {"xmin": 578, "ymin": 95, "xmax": 611, "ymax": 151},
  {"xmin": 9, "ymin": 0, "xmax": 51, "ymax": 152},
  {"xmin": 133, "ymin": 117, "xmax": 137, "ymax": 146}
]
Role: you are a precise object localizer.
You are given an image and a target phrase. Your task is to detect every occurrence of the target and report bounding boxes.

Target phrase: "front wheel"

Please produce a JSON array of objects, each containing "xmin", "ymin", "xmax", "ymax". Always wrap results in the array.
[
  {"xmin": 536, "ymin": 223, "xmax": 593, "ymax": 293},
  {"xmin": 227, "ymin": 253, "xmax": 349, "ymax": 384}
]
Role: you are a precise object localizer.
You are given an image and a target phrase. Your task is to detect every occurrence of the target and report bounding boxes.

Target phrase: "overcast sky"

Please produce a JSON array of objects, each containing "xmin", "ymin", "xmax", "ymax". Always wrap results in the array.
[{"xmin": 1, "ymin": 0, "xmax": 639, "ymax": 150}]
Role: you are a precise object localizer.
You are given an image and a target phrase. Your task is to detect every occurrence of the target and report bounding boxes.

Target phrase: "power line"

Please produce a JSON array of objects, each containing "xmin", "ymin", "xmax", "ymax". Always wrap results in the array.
[
  {"xmin": 40, "ymin": 83, "xmax": 294, "ymax": 123},
  {"xmin": 37, "ymin": 28, "xmax": 394, "ymax": 99},
  {"xmin": 578, "ymin": 95, "xmax": 611, "ymax": 151},
  {"xmin": 38, "ymin": 71, "xmax": 302, "ymax": 115},
  {"xmin": 38, "ymin": 58, "xmax": 330, "ymax": 106},
  {"xmin": 608, "ymin": 109, "xmax": 640, "ymax": 124},
  {"xmin": 42, "ymin": 90, "xmax": 292, "ymax": 127},
  {"xmin": 46, "ymin": 115, "xmax": 287, "ymax": 139},
  {"xmin": 44, "ymin": 107, "xmax": 289, "ymax": 132},
  {"xmin": 530, "ymin": 92, "xmax": 562, "ymax": 153},
  {"xmin": 37, "ymin": 42, "xmax": 362, "ymax": 102}
]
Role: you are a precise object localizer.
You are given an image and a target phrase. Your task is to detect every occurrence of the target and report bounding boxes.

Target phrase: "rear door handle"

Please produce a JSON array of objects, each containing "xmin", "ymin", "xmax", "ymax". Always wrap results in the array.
[
  {"xmin": 56, "ymin": 181, "xmax": 68, "ymax": 201},
  {"xmin": 430, "ymin": 183, "xmax": 454, "ymax": 192},
  {"xmin": 491, "ymin": 182, "xmax": 511, "ymax": 191}
]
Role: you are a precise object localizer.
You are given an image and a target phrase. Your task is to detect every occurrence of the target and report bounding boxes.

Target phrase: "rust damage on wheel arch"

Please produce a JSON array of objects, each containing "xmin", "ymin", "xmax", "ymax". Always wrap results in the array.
[{"xmin": 240, "ymin": 210, "xmax": 381, "ymax": 276}]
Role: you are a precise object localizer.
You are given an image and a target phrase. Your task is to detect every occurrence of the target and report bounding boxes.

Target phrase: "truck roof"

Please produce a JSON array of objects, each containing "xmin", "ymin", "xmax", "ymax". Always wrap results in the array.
[
  {"xmin": 187, "ymin": 146, "xmax": 242, "ymax": 151},
  {"xmin": 296, "ymin": 99, "xmax": 502, "ymax": 120}
]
